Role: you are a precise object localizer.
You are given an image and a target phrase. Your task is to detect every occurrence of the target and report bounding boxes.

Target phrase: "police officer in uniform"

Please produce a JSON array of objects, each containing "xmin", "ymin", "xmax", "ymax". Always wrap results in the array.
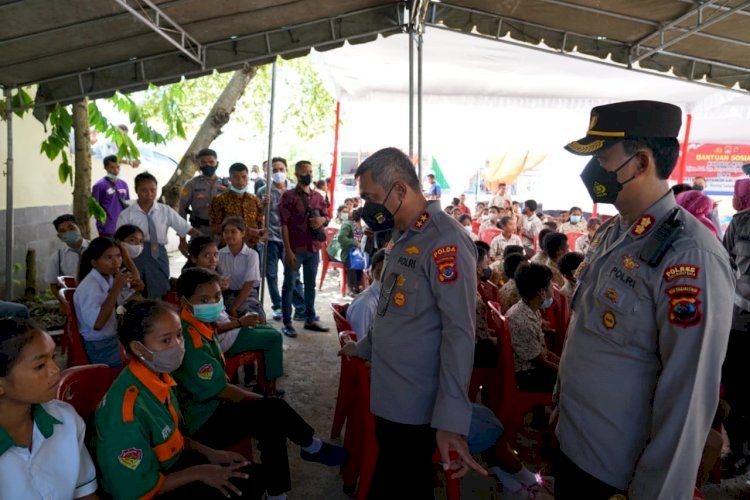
[
  {"xmin": 554, "ymin": 101, "xmax": 736, "ymax": 498},
  {"xmin": 179, "ymin": 148, "xmax": 228, "ymax": 239},
  {"xmin": 340, "ymin": 147, "xmax": 485, "ymax": 498}
]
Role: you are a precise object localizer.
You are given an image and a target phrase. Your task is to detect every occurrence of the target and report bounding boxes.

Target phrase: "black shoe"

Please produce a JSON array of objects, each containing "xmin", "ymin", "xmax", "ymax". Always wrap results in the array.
[
  {"xmin": 281, "ymin": 324, "xmax": 298, "ymax": 338},
  {"xmin": 303, "ymin": 322, "xmax": 330, "ymax": 332},
  {"xmin": 252, "ymin": 386, "xmax": 286, "ymax": 398},
  {"xmin": 300, "ymin": 441, "xmax": 349, "ymax": 466}
]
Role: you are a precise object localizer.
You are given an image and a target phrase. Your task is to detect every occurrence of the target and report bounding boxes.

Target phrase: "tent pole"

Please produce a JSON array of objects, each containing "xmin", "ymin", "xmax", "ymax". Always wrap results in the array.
[
  {"xmin": 408, "ymin": 29, "xmax": 414, "ymax": 159},
  {"xmin": 329, "ymin": 101, "xmax": 341, "ymax": 217},
  {"xmin": 417, "ymin": 31, "xmax": 423, "ymax": 181},
  {"xmin": 677, "ymin": 113, "xmax": 692, "ymax": 185},
  {"xmin": 260, "ymin": 59, "xmax": 278, "ymax": 305},
  {"xmin": 4, "ymin": 88, "xmax": 14, "ymax": 299}
]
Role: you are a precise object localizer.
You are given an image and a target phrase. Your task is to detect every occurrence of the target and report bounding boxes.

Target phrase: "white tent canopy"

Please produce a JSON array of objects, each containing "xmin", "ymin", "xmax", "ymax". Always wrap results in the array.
[{"xmin": 313, "ymin": 27, "xmax": 750, "ymax": 210}]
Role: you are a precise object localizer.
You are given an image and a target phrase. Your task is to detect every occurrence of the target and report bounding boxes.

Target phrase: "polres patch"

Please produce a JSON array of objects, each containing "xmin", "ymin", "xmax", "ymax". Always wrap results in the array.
[
  {"xmin": 197, "ymin": 363, "xmax": 214, "ymax": 380},
  {"xmin": 664, "ymin": 264, "xmax": 700, "ymax": 282},
  {"xmin": 432, "ymin": 245, "xmax": 459, "ymax": 284},
  {"xmin": 666, "ymin": 285, "xmax": 702, "ymax": 328},
  {"xmin": 118, "ymin": 448, "xmax": 143, "ymax": 470}
]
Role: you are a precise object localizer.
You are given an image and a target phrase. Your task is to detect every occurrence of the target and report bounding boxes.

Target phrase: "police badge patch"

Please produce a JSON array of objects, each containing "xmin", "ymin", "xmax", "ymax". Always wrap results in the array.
[
  {"xmin": 432, "ymin": 245, "xmax": 458, "ymax": 284},
  {"xmin": 666, "ymin": 285, "xmax": 702, "ymax": 328}
]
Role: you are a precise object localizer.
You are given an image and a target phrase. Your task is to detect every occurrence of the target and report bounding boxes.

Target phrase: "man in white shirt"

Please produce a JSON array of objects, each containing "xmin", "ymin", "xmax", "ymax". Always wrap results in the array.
[
  {"xmin": 45, "ymin": 214, "xmax": 89, "ymax": 300},
  {"xmin": 117, "ymin": 172, "xmax": 199, "ymax": 298},
  {"xmin": 489, "ymin": 216, "xmax": 523, "ymax": 260},
  {"xmin": 490, "ymin": 182, "xmax": 512, "ymax": 209},
  {"xmin": 346, "ymin": 250, "xmax": 385, "ymax": 340}
]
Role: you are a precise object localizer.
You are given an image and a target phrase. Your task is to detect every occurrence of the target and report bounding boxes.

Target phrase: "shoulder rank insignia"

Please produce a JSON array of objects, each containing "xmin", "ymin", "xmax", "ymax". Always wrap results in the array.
[
  {"xmin": 413, "ymin": 211, "xmax": 430, "ymax": 230},
  {"xmin": 631, "ymin": 214, "xmax": 655, "ymax": 236}
]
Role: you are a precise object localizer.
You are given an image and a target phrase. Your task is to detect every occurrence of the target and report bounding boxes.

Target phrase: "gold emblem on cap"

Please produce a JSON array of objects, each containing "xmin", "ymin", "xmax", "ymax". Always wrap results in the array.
[{"xmin": 568, "ymin": 139, "xmax": 605, "ymax": 154}]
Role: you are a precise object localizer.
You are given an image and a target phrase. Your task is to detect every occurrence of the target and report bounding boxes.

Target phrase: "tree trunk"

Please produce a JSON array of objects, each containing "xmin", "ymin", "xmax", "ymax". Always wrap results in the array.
[
  {"xmin": 72, "ymin": 98, "xmax": 92, "ymax": 238},
  {"xmin": 161, "ymin": 64, "xmax": 258, "ymax": 208}
]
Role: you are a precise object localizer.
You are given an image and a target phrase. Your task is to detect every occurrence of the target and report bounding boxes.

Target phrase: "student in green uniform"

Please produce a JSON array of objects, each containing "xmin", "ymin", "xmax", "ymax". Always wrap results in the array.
[
  {"xmin": 173, "ymin": 267, "xmax": 347, "ymax": 500},
  {"xmin": 0, "ymin": 317, "xmax": 98, "ymax": 499},
  {"xmin": 95, "ymin": 300, "xmax": 266, "ymax": 499}
]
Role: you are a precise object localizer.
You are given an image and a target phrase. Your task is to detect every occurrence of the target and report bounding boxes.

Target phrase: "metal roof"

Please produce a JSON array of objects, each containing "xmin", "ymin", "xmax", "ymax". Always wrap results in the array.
[{"xmin": 0, "ymin": 0, "xmax": 749, "ymax": 107}]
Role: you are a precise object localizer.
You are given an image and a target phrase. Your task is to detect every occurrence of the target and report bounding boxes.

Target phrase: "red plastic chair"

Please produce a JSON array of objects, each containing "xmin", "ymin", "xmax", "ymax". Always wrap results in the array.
[
  {"xmin": 540, "ymin": 285, "xmax": 570, "ymax": 356},
  {"xmin": 565, "ymin": 231, "xmax": 584, "ymax": 251},
  {"xmin": 319, "ymin": 227, "xmax": 347, "ymax": 296},
  {"xmin": 339, "ymin": 334, "xmax": 461, "ymax": 500},
  {"xmin": 59, "ymin": 288, "xmax": 90, "ymax": 367},
  {"xmin": 57, "ymin": 364, "xmax": 119, "ymax": 421},
  {"xmin": 487, "ymin": 301, "xmax": 553, "ymax": 442},
  {"xmin": 471, "ymin": 220, "xmax": 481, "ymax": 235},
  {"xmin": 332, "ymin": 330, "xmax": 358, "ymax": 439},
  {"xmin": 477, "ymin": 281, "xmax": 499, "ymax": 306},
  {"xmin": 224, "ymin": 350, "xmax": 269, "ymax": 393},
  {"xmin": 57, "ymin": 275, "xmax": 77, "ymax": 289},
  {"xmin": 478, "ymin": 228, "xmax": 501, "ymax": 245},
  {"xmin": 330, "ymin": 302, "xmax": 352, "ymax": 333}
]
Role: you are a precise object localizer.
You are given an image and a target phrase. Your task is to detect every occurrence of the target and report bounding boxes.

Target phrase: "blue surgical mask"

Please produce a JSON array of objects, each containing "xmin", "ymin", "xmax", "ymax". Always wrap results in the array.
[
  {"xmin": 540, "ymin": 297, "xmax": 554, "ymax": 309},
  {"xmin": 229, "ymin": 185, "xmax": 248, "ymax": 194},
  {"xmin": 340, "ymin": 213, "xmax": 349, "ymax": 221},
  {"xmin": 570, "ymin": 215, "xmax": 581, "ymax": 224},
  {"xmin": 192, "ymin": 298, "xmax": 224, "ymax": 323},
  {"xmin": 106, "ymin": 173, "xmax": 119, "ymax": 181},
  {"xmin": 60, "ymin": 229, "xmax": 81, "ymax": 245}
]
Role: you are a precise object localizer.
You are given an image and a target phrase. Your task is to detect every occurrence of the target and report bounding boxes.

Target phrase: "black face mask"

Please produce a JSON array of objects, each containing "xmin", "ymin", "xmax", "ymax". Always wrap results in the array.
[
  {"xmin": 479, "ymin": 267, "xmax": 492, "ymax": 282},
  {"xmin": 298, "ymin": 174, "xmax": 312, "ymax": 186},
  {"xmin": 200, "ymin": 164, "xmax": 218, "ymax": 177},
  {"xmin": 580, "ymin": 153, "xmax": 638, "ymax": 204},
  {"xmin": 362, "ymin": 185, "xmax": 401, "ymax": 232},
  {"xmin": 692, "ymin": 184, "xmax": 705, "ymax": 192}
]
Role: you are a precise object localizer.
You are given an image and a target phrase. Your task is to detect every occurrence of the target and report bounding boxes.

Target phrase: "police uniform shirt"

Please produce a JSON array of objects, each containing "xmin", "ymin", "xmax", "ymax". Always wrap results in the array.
[
  {"xmin": 44, "ymin": 240, "xmax": 90, "ymax": 284},
  {"xmin": 95, "ymin": 360, "xmax": 185, "ymax": 499},
  {"xmin": 0, "ymin": 400, "xmax": 98, "ymax": 499},
  {"xmin": 178, "ymin": 175, "xmax": 228, "ymax": 222},
  {"xmin": 355, "ymin": 201, "xmax": 477, "ymax": 435},
  {"xmin": 556, "ymin": 192, "xmax": 736, "ymax": 497},
  {"xmin": 117, "ymin": 202, "xmax": 192, "ymax": 246},
  {"xmin": 218, "ymin": 244, "xmax": 261, "ymax": 290},
  {"xmin": 172, "ymin": 308, "xmax": 228, "ymax": 435},
  {"xmin": 724, "ymin": 209, "xmax": 750, "ymax": 318}
]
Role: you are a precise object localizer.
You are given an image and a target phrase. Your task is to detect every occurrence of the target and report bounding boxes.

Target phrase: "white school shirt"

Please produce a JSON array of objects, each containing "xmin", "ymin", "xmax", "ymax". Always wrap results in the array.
[
  {"xmin": 74, "ymin": 270, "xmax": 133, "ymax": 341},
  {"xmin": 116, "ymin": 202, "xmax": 191, "ymax": 245},
  {"xmin": 216, "ymin": 307, "xmax": 241, "ymax": 353},
  {"xmin": 218, "ymin": 244, "xmax": 260, "ymax": 290},
  {"xmin": 346, "ymin": 281, "xmax": 381, "ymax": 340},
  {"xmin": 44, "ymin": 240, "xmax": 89, "ymax": 284},
  {"xmin": 0, "ymin": 400, "xmax": 98, "ymax": 499}
]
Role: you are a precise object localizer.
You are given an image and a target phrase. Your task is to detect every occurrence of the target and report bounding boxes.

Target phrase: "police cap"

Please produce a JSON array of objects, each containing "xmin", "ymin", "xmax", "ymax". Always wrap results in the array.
[{"xmin": 565, "ymin": 100, "xmax": 682, "ymax": 156}]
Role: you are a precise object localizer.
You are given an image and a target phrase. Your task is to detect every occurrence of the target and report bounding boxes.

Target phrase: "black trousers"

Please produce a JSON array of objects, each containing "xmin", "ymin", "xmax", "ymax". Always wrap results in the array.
[
  {"xmin": 369, "ymin": 417, "xmax": 436, "ymax": 500},
  {"xmin": 722, "ymin": 326, "xmax": 750, "ymax": 457},
  {"xmin": 192, "ymin": 398, "xmax": 315, "ymax": 495},
  {"xmin": 160, "ymin": 450, "xmax": 266, "ymax": 500},
  {"xmin": 555, "ymin": 451, "xmax": 625, "ymax": 500},
  {"xmin": 516, "ymin": 366, "xmax": 557, "ymax": 392}
]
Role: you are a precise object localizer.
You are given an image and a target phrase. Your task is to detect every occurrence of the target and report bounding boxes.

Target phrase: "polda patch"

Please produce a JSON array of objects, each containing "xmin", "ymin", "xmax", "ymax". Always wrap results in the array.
[
  {"xmin": 118, "ymin": 448, "xmax": 143, "ymax": 470},
  {"xmin": 432, "ymin": 245, "xmax": 459, "ymax": 284},
  {"xmin": 664, "ymin": 264, "xmax": 700, "ymax": 282},
  {"xmin": 666, "ymin": 285, "xmax": 702, "ymax": 328}
]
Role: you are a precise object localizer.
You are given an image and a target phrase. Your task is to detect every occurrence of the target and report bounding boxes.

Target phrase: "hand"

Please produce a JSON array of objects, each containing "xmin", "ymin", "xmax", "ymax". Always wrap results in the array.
[
  {"xmin": 113, "ymin": 270, "xmax": 132, "ymax": 290},
  {"xmin": 205, "ymin": 448, "xmax": 248, "ymax": 467},
  {"xmin": 130, "ymin": 278, "xmax": 145, "ymax": 294},
  {"xmin": 258, "ymin": 228, "xmax": 269, "ymax": 242},
  {"xmin": 338, "ymin": 342, "xmax": 359, "ymax": 358},
  {"xmin": 284, "ymin": 251, "xmax": 297, "ymax": 269},
  {"xmin": 262, "ymin": 195, "xmax": 270, "ymax": 205},
  {"xmin": 195, "ymin": 463, "xmax": 248, "ymax": 498},
  {"xmin": 541, "ymin": 319, "xmax": 553, "ymax": 331},
  {"xmin": 227, "ymin": 308, "xmax": 238, "ymax": 320},
  {"xmin": 436, "ymin": 430, "xmax": 487, "ymax": 479},
  {"xmin": 238, "ymin": 314, "xmax": 261, "ymax": 329},
  {"xmin": 218, "ymin": 276, "xmax": 231, "ymax": 290},
  {"xmin": 309, "ymin": 216, "xmax": 326, "ymax": 230},
  {"xmin": 178, "ymin": 239, "xmax": 189, "ymax": 257}
]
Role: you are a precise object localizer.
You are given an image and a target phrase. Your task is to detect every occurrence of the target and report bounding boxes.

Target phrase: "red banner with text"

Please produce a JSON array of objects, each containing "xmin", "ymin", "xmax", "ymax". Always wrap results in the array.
[{"xmin": 674, "ymin": 143, "xmax": 750, "ymax": 195}]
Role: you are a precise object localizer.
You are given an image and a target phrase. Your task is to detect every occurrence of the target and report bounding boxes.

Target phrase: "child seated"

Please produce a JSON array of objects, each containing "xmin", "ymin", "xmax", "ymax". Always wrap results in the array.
[
  {"xmin": 0, "ymin": 317, "xmax": 97, "ymax": 499},
  {"xmin": 185, "ymin": 236, "xmax": 284, "ymax": 396},
  {"xmin": 95, "ymin": 300, "xmax": 266, "ymax": 499},
  {"xmin": 506, "ymin": 262, "xmax": 561, "ymax": 392},
  {"xmin": 73, "ymin": 237, "xmax": 135, "ymax": 367},
  {"xmin": 218, "ymin": 217, "xmax": 264, "ymax": 319},
  {"xmin": 173, "ymin": 268, "xmax": 348, "ymax": 499},
  {"xmin": 559, "ymin": 251, "xmax": 584, "ymax": 299}
]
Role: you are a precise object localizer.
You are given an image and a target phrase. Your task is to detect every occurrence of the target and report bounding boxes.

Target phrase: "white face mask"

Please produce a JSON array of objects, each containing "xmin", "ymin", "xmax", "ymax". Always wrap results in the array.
[
  {"xmin": 250, "ymin": 172, "xmax": 259, "ymax": 180},
  {"xmin": 272, "ymin": 171, "xmax": 287, "ymax": 184},
  {"xmin": 124, "ymin": 242, "xmax": 144, "ymax": 259}
]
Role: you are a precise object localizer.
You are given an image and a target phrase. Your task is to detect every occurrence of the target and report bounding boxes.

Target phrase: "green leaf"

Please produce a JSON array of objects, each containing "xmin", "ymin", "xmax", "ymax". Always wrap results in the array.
[
  {"xmin": 88, "ymin": 196, "xmax": 108, "ymax": 223},
  {"xmin": 57, "ymin": 152, "xmax": 73, "ymax": 185},
  {"xmin": 13, "ymin": 263, "xmax": 22, "ymax": 272}
]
